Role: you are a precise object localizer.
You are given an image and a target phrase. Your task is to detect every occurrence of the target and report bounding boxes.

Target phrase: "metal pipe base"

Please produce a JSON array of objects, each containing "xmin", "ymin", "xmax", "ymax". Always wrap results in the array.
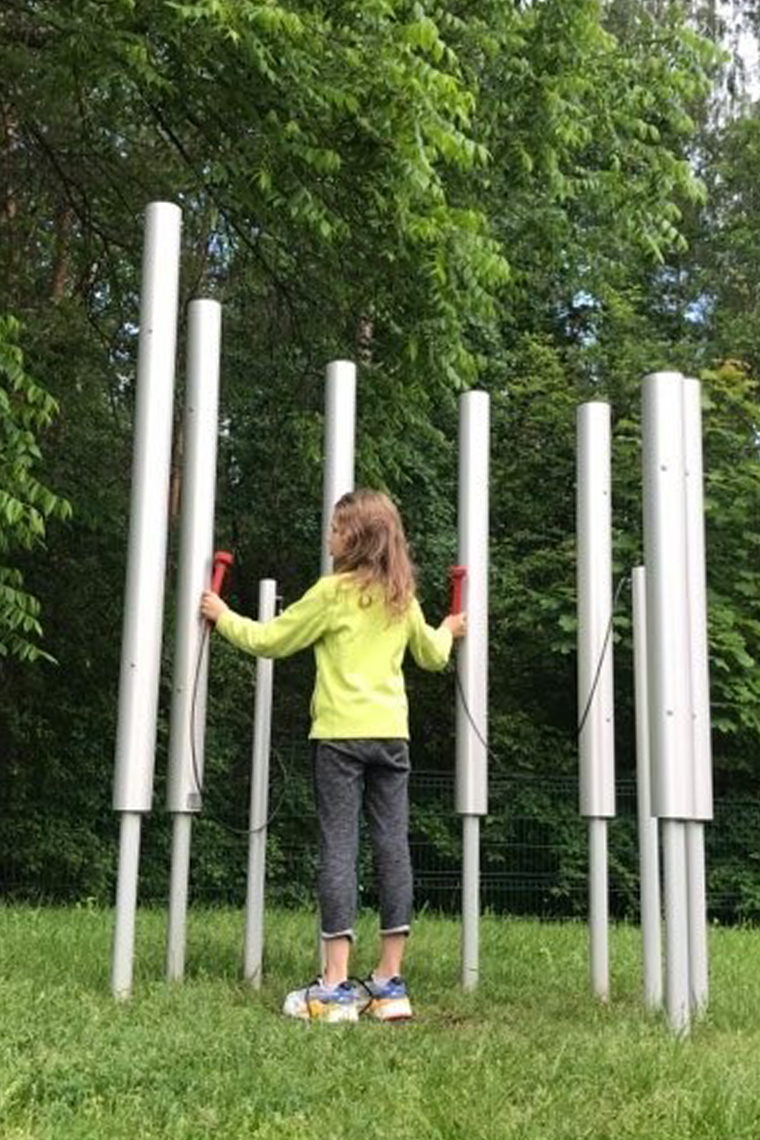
[
  {"xmin": 462, "ymin": 814, "xmax": 480, "ymax": 991},
  {"xmin": 166, "ymin": 813, "xmax": 193, "ymax": 981},
  {"xmin": 589, "ymin": 817, "xmax": 609, "ymax": 1002},
  {"xmin": 111, "ymin": 811, "xmax": 142, "ymax": 1000},
  {"xmin": 663, "ymin": 819, "xmax": 691, "ymax": 1035},
  {"xmin": 686, "ymin": 820, "xmax": 708, "ymax": 1016}
]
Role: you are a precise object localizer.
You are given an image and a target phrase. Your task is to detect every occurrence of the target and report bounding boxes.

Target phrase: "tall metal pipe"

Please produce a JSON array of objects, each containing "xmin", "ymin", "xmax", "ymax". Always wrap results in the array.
[
  {"xmin": 632, "ymin": 566, "xmax": 662, "ymax": 1010},
  {"xmin": 165, "ymin": 298, "xmax": 222, "ymax": 981},
  {"xmin": 683, "ymin": 376, "xmax": 712, "ymax": 1014},
  {"xmin": 318, "ymin": 361, "xmax": 356, "ymax": 966},
  {"xmin": 576, "ymin": 401, "xmax": 615, "ymax": 1001},
  {"xmin": 642, "ymin": 373, "xmax": 694, "ymax": 820},
  {"xmin": 111, "ymin": 201, "xmax": 182, "ymax": 998},
  {"xmin": 642, "ymin": 370, "xmax": 694, "ymax": 1033},
  {"xmin": 244, "ymin": 579, "xmax": 277, "ymax": 986},
  {"xmin": 456, "ymin": 391, "xmax": 489, "ymax": 990}
]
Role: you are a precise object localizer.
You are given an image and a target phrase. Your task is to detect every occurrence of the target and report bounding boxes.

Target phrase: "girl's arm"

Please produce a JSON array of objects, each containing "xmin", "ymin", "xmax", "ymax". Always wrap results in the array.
[
  {"xmin": 201, "ymin": 578, "xmax": 332, "ymax": 659},
  {"xmin": 407, "ymin": 598, "xmax": 463, "ymax": 671}
]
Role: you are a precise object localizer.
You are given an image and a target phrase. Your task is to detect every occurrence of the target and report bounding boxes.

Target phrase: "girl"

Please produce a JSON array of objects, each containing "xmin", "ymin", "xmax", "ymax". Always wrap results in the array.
[{"xmin": 200, "ymin": 489, "xmax": 466, "ymax": 1022}]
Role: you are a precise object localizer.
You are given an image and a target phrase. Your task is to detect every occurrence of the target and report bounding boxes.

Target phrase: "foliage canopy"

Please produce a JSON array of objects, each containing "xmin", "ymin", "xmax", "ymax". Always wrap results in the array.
[{"xmin": 0, "ymin": 0, "xmax": 758, "ymax": 903}]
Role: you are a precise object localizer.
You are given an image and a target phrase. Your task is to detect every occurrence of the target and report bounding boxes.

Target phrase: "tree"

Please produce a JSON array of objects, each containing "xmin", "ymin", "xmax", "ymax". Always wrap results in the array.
[
  {"xmin": 2, "ymin": 0, "xmax": 757, "ymax": 905},
  {"xmin": 0, "ymin": 314, "xmax": 70, "ymax": 662}
]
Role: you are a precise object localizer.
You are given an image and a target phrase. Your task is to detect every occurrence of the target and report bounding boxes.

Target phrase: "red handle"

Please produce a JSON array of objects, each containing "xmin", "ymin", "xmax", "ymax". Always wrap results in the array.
[
  {"xmin": 211, "ymin": 550, "xmax": 234, "ymax": 595},
  {"xmin": 449, "ymin": 565, "xmax": 467, "ymax": 615}
]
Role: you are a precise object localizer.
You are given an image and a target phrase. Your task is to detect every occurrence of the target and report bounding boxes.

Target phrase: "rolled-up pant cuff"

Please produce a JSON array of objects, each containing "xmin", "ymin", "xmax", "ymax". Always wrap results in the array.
[
  {"xmin": 321, "ymin": 928, "xmax": 355, "ymax": 942},
  {"xmin": 379, "ymin": 924, "xmax": 410, "ymax": 936}
]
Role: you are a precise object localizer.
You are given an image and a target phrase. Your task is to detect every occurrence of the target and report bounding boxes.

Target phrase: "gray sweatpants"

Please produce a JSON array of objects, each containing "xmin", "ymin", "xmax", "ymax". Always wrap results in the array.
[{"xmin": 314, "ymin": 739, "xmax": 413, "ymax": 941}]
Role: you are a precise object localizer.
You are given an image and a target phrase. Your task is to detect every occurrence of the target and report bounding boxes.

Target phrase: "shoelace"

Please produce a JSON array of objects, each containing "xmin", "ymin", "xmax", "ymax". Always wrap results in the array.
[{"xmin": 348, "ymin": 976, "xmax": 375, "ymax": 1016}]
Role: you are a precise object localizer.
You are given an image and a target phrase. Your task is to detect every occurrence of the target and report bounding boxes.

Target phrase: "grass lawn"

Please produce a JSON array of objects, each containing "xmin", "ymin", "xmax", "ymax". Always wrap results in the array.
[{"xmin": 1, "ymin": 906, "xmax": 760, "ymax": 1138}]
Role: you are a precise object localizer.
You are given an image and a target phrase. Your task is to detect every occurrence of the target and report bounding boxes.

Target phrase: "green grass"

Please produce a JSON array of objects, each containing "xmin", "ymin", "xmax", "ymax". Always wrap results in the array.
[{"xmin": 1, "ymin": 907, "xmax": 760, "ymax": 1138}]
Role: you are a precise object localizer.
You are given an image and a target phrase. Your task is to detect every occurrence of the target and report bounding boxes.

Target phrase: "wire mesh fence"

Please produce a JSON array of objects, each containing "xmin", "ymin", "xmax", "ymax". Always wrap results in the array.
[
  {"xmin": 257, "ymin": 764, "xmax": 623, "ymax": 920},
  {"xmin": 1, "ymin": 748, "xmax": 760, "ymax": 922},
  {"xmin": 188, "ymin": 756, "xmax": 760, "ymax": 923}
]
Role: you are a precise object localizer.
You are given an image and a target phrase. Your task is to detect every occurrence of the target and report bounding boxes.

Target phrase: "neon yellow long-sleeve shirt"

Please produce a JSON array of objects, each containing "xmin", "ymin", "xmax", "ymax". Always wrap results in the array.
[{"xmin": 215, "ymin": 574, "xmax": 453, "ymax": 739}]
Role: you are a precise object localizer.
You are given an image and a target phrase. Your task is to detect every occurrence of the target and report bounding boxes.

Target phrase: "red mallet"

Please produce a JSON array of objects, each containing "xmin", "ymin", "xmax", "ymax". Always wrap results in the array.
[
  {"xmin": 211, "ymin": 550, "xmax": 234, "ymax": 596},
  {"xmin": 449, "ymin": 565, "xmax": 467, "ymax": 615}
]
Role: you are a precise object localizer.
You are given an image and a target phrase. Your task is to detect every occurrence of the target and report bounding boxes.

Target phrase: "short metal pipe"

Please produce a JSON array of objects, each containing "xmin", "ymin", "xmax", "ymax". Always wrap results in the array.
[
  {"xmin": 461, "ymin": 815, "xmax": 480, "ymax": 991},
  {"xmin": 111, "ymin": 812, "xmax": 142, "ymax": 999},
  {"xmin": 662, "ymin": 819, "xmax": 691, "ymax": 1035},
  {"xmin": 166, "ymin": 814, "xmax": 193, "ymax": 981},
  {"xmin": 244, "ymin": 579, "xmax": 277, "ymax": 987},
  {"xmin": 589, "ymin": 817, "xmax": 610, "ymax": 1001},
  {"xmin": 686, "ymin": 820, "xmax": 708, "ymax": 1014}
]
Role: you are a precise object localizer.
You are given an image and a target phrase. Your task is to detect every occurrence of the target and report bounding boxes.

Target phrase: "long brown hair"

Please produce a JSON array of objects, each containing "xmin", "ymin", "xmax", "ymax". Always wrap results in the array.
[{"xmin": 331, "ymin": 489, "xmax": 416, "ymax": 617}]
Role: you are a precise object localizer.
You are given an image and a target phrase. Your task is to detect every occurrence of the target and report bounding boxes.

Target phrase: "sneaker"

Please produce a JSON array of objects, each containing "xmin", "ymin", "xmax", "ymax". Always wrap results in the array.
[
  {"xmin": 360, "ymin": 975, "xmax": 413, "ymax": 1022},
  {"xmin": 282, "ymin": 978, "xmax": 360, "ymax": 1023}
]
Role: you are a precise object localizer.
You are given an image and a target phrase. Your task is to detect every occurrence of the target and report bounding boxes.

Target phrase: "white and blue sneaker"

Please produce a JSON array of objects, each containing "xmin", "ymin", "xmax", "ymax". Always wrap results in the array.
[
  {"xmin": 282, "ymin": 978, "xmax": 361, "ymax": 1022},
  {"xmin": 360, "ymin": 975, "xmax": 413, "ymax": 1022}
]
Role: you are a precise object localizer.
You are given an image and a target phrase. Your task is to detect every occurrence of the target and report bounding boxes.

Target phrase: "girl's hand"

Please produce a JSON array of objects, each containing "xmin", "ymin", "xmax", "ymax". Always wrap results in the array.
[
  {"xmin": 442, "ymin": 612, "xmax": 467, "ymax": 639},
  {"xmin": 200, "ymin": 590, "xmax": 228, "ymax": 625}
]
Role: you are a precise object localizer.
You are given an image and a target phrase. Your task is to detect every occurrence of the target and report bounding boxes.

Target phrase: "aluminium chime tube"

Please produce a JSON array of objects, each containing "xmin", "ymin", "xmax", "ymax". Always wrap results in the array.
[
  {"xmin": 576, "ymin": 401, "xmax": 615, "ymax": 1002},
  {"xmin": 317, "ymin": 361, "xmax": 356, "ymax": 967},
  {"xmin": 456, "ymin": 390, "xmax": 489, "ymax": 990},
  {"xmin": 112, "ymin": 201, "xmax": 182, "ymax": 998},
  {"xmin": 166, "ymin": 298, "xmax": 222, "ymax": 982},
  {"xmin": 642, "ymin": 370, "xmax": 694, "ymax": 1033}
]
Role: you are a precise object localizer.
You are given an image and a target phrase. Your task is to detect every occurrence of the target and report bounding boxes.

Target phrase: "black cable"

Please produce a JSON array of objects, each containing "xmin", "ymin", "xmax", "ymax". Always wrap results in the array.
[
  {"xmin": 189, "ymin": 620, "xmax": 211, "ymax": 804},
  {"xmin": 576, "ymin": 574, "xmax": 630, "ymax": 739},
  {"xmin": 189, "ymin": 620, "xmax": 289, "ymax": 839},
  {"xmin": 190, "ymin": 575, "xmax": 629, "ymax": 831},
  {"xmin": 450, "ymin": 573, "xmax": 631, "ymax": 754},
  {"xmin": 453, "ymin": 663, "xmax": 496, "ymax": 760}
]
